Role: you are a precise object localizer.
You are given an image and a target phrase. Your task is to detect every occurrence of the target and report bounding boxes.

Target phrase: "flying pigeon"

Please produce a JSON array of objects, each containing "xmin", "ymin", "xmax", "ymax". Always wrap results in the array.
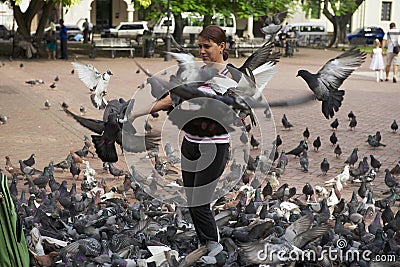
[
  {"xmin": 71, "ymin": 62, "xmax": 113, "ymax": 109},
  {"xmin": 297, "ymin": 48, "xmax": 366, "ymax": 119}
]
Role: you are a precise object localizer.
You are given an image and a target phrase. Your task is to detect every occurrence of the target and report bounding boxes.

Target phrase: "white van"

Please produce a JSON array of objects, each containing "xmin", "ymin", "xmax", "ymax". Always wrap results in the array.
[
  {"xmin": 153, "ymin": 12, "xmax": 236, "ymax": 40},
  {"xmin": 287, "ymin": 22, "xmax": 328, "ymax": 46}
]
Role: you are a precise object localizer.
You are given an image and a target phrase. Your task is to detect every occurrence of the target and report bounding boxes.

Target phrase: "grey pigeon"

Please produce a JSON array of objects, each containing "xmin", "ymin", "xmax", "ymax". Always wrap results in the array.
[
  {"xmin": 391, "ymin": 119, "xmax": 398, "ymax": 132},
  {"xmin": 349, "ymin": 116, "xmax": 357, "ymax": 130},
  {"xmin": 297, "ymin": 48, "xmax": 366, "ymax": 119}
]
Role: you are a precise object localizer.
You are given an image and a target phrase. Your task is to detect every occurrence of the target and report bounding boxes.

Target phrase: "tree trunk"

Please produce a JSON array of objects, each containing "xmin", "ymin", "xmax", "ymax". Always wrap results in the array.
[
  {"xmin": 173, "ymin": 12, "xmax": 184, "ymax": 44},
  {"xmin": 12, "ymin": 0, "xmax": 45, "ymax": 42},
  {"xmin": 33, "ymin": 1, "xmax": 56, "ymax": 43}
]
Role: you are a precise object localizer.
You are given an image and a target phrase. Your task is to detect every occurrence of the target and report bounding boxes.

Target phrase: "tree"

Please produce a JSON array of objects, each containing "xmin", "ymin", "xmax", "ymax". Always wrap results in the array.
[{"xmin": 301, "ymin": 0, "xmax": 365, "ymax": 47}]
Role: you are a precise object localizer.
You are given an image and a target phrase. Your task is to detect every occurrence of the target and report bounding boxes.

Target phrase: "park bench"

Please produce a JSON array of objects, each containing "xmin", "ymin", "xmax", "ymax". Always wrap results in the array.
[
  {"xmin": 90, "ymin": 38, "xmax": 135, "ymax": 58},
  {"xmin": 232, "ymin": 39, "xmax": 267, "ymax": 58}
]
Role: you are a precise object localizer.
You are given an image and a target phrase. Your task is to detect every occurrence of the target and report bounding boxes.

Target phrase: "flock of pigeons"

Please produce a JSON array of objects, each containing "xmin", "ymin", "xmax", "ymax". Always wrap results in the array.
[{"xmin": 1, "ymin": 27, "xmax": 400, "ymax": 267}]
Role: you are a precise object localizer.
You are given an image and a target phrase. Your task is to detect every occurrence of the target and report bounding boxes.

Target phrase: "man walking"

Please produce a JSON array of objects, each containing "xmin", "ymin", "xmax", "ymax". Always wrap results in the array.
[
  {"xmin": 382, "ymin": 22, "xmax": 400, "ymax": 83},
  {"xmin": 59, "ymin": 19, "xmax": 68, "ymax": 60}
]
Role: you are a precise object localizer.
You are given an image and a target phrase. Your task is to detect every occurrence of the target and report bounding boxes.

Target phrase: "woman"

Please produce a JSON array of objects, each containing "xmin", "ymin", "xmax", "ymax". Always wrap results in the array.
[
  {"xmin": 129, "ymin": 25, "xmax": 230, "ymax": 256},
  {"xmin": 45, "ymin": 29, "xmax": 56, "ymax": 60}
]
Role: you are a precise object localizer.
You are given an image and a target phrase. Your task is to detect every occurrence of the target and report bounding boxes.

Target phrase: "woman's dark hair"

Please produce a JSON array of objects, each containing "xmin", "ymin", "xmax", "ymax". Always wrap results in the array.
[{"xmin": 199, "ymin": 25, "xmax": 229, "ymax": 60}]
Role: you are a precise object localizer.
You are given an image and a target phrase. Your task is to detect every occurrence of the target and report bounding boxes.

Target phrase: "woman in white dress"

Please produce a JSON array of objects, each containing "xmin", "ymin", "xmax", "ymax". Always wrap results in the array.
[{"xmin": 370, "ymin": 39, "xmax": 385, "ymax": 82}]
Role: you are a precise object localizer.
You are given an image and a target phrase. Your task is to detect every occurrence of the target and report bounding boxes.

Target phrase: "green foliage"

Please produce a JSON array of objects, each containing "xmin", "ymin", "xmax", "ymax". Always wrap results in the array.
[{"xmin": 134, "ymin": 0, "xmax": 295, "ymax": 20}]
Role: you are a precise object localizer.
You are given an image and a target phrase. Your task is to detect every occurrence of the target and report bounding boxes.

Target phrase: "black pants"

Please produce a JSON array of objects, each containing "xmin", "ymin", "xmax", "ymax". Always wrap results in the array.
[
  {"xmin": 181, "ymin": 138, "xmax": 229, "ymax": 244},
  {"xmin": 60, "ymin": 38, "xmax": 68, "ymax": 59}
]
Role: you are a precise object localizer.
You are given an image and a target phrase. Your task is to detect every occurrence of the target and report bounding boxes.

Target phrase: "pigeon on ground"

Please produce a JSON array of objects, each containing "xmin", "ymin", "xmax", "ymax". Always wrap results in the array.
[
  {"xmin": 54, "ymin": 76, "xmax": 59, "ymax": 82},
  {"xmin": 370, "ymin": 154, "xmax": 381, "ymax": 172},
  {"xmin": 49, "ymin": 83, "xmax": 56, "ymax": 89},
  {"xmin": 349, "ymin": 116, "xmax": 357, "ymax": 130},
  {"xmin": 71, "ymin": 62, "xmax": 113, "ymax": 109},
  {"xmin": 44, "ymin": 99, "xmax": 51, "ymax": 109},
  {"xmin": 312, "ymin": 136, "xmax": 321, "ymax": 151},
  {"xmin": 348, "ymin": 110, "xmax": 355, "ymax": 120},
  {"xmin": 80, "ymin": 105, "xmax": 86, "ymax": 116},
  {"xmin": 281, "ymin": 114, "xmax": 293, "ymax": 130},
  {"xmin": 0, "ymin": 114, "xmax": 8, "ymax": 124},
  {"xmin": 320, "ymin": 158, "xmax": 330, "ymax": 174},
  {"xmin": 299, "ymin": 149, "xmax": 309, "ymax": 172},
  {"xmin": 391, "ymin": 120, "xmax": 398, "ymax": 132},
  {"xmin": 303, "ymin": 127, "xmax": 310, "ymax": 140},
  {"xmin": 297, "ymin": 48, "xmax": 366, "ymax": 119},
  {"xmin": 367, "ymin": 135, "xmax": 386, "ymax": 148},
  {"xmin": 345, "ymin": 148, "xmax": 358, "ymax": 167},
  {"xmin": 23, "ymin": 154, "xmax": 36, "ymax": 167},
  {"xmin": 334, "ymin": 144, "xmax": 342, "ymax": 158},
  {"xmin": 329, "ymin": 132, "xmax": 338, "ymax": 146},
  {"xmin": 250, "ymin": 135, "xmax": 260, "ymax": 150},
  {"xmin": 330, "ymin": 118, "xmax": 339, "ymax": 130}
]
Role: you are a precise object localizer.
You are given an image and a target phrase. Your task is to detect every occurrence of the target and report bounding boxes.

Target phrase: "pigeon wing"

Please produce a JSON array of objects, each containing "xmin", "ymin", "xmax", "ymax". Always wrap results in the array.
[
  {"xmin": 64, "ymin": 108, "xmax": 105, "ymax": 134},
  {"xmin": 238, "ymin": 42, "xmax": 280, "ymax": 73},
  {"xmin": 316, "ymin": 48, "xmax": 366, "ymax": 92},
  {"xmin": 272, "ymin": 11, "xmax": 288, "ymax": 25},
  {"xmin": 284, "ymin": 213, "xmax": 313, "ymax": 243},
  {"xmin": 71, "ymin": 62, "xmax": 102, "ymax": 90}
]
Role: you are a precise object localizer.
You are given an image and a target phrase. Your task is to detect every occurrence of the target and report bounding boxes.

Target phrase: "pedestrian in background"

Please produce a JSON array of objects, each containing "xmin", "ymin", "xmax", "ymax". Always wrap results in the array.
[
  {"xmin": 59, "ymin": 19, "xmax": 68, "ymax": 60},
  {"xmin": 45, "ymin": 29, "xmax": 56, "ymax": 60},
  {"xmin": 382, "ymin": 22, "xmax": 400, "ymax": 83},
  {"xmin": 370, "ymin": 39, "xmax": 384, "ymax": 82},
  {"xmin": 83, "ymin": 18, "xmax": 89, "ymax": 44}
]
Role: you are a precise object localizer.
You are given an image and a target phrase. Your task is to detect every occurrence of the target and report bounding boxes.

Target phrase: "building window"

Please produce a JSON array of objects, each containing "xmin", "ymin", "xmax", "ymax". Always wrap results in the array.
[{"xmin": 381, "ymin": 1, "xmax": 391, "ymax": 21}]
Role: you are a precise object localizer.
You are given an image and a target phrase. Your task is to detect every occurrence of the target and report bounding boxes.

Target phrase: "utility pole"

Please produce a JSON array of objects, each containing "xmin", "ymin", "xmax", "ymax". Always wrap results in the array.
[{"xmin": 164, "ymin": 0, "xmax": 171, "ymax": 61}]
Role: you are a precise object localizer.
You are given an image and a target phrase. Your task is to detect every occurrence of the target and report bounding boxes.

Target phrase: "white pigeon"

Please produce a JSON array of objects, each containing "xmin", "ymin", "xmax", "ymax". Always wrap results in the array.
[{"xmin": 71, "ymin": 62, "xmax": 113, "ymax": 109}]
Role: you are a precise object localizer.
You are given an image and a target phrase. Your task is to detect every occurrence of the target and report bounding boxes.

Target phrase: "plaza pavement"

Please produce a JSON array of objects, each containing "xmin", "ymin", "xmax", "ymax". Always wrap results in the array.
[{"xmin": 0, "ymin": 47, "xmax": 399, "ymax": 203}]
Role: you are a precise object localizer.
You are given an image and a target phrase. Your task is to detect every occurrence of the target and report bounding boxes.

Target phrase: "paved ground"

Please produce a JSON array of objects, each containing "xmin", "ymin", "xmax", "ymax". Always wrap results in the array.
[{"xmin": 0, "ymin": 48, "xmax": 399, "ymax": 203}]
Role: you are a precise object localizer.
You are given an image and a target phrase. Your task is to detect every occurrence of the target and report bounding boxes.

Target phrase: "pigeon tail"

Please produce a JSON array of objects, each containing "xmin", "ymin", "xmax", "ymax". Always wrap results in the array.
[
  {"xmin": 91, "ymin": 135, "xmax": 118, "ymax": 163},
  {"xmin": 322, "ymin": 89, "xmax": 345, "ymax": 119}
]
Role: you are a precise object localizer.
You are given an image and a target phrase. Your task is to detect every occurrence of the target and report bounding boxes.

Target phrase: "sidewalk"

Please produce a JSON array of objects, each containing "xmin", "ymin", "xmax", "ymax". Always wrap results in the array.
[{"xmin": 0, "ymin": 48, "xmax": 399, "ymax": 200}]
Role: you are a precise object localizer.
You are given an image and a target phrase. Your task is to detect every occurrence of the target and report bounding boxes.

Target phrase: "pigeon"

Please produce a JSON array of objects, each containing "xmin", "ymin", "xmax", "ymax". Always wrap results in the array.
[
  {"xmin": 44, "ymin": 99, "xmax": 51, "ymax": 109},
  {"xmin": 287, "ymin": 141, "xmax": 307, "ymax": 157},
  {"xmin": 297, "ymin": 48, "xmax": 366, "ymax": 119},
  {"xmin": 303, "ymin": 127, "xmax": 310, "ymax": 140},
  {"xmin": 225, "ymin": 41, "xmax": 280, "ymax": 99},
  {"xmin": 71, "ymin": 62, "xmax": 113, "ymax": 109},
  {"xmin": 281, "ymin": 114, "xmax": 293, "ymax": 130},
  {"xmin": 334, "ymin": 144, "xmax": 342, "ymax": 158},
  {"xmin": 390, "ymin": 119, "xmax": 398, "ymax": 132},
  {"xmin": 64, "ymin": 102, "xmax": 160, "ymax": 162},
  {"xmin": 370, "ymin": 154, "xmax": 381, "ymax": 172},
  {"xmin": 390, "ymin": 161, "xmax": 400, "ymax": 177},
  {"xmin": 330, "ymin": 118, "xmax": 339, "ymax": 130},
  {"xmin": 366, "ymin": 135, "xmax": 386, "ymax": 148},
  {"xmin": 329, "ymin": 132, "xmax": 338, "ymax": 146},
  {"xmin": 49, "ymin": 83, "xmax": 56, "ymax": 89},
  {"xmin": 320, "ymin": 158, "xmax": 330, "ymax": 174},
  {"xmin": 261, "ymin": 11, "xmax": 288, "ymax": 35},
  {"xmin": 273, "ymin": 135, "xmax": 282, "ymax": 149},
  {"xmin": 23, "ymin": 153, "xmax": 36, "ymax": 167},
  {"xmin": 299, "ymin": 149, "xmax": 309, "ymax": 172},
  {"xmin": 0, "ymin": 114, "xmax": 8, "ymax": 124},
  {"xmin": 20, "ymin": 63, "xmax": 23, "ymax": 68},
  {"xmin": 345, "ymin": 148, "xmax": 358, "ymax": 167},
  {"xmin": 80, "ymin": 105, "xmax": 87, "ymax": 116},
  {"xmin": 348, "ymin": 110, "xmax": 355, "ymax": 120},
  {"xmin": 349, "ymin": 116, "xmax": 357, "ymax": 130},
  {"xmin": 250, "ymin": 135, "xmax": 259, "ymax": 150},
  {"xmin": 312, "ymin": 136, "xmax": 321, "ymax": 151},
  {"xmin": 54, "ymin": 76, "xmax": 59, "ymax": 81}
]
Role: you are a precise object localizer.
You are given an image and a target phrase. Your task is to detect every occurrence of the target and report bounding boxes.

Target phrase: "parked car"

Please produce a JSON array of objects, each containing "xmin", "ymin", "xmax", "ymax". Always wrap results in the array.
[
  {"xmin": 55, "ymin": 24, "xmax": 82, "ymax": 41},
  {"xmin": 0, "ymin": 25, "xmax": 11, "ymax": 40},
  {"xmin": 347, "ymin": 27, "xmax": 384, "ymax": 45},
  {"xmin": 101, "ymin": 21, "xmax": 148, "ymax": 43}
]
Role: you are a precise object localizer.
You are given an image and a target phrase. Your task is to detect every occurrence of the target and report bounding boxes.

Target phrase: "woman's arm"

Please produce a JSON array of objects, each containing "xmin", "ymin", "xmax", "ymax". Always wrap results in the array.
[{"xmin": 128, "ymin": 94, "xmax": 173, "ymax": 121}]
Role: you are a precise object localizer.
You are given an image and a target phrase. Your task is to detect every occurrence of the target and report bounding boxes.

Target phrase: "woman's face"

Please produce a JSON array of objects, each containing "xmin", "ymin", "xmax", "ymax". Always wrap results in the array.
[{"xmin": 198, "ymin": 36, "xmax": 225, "ymax": 63}]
